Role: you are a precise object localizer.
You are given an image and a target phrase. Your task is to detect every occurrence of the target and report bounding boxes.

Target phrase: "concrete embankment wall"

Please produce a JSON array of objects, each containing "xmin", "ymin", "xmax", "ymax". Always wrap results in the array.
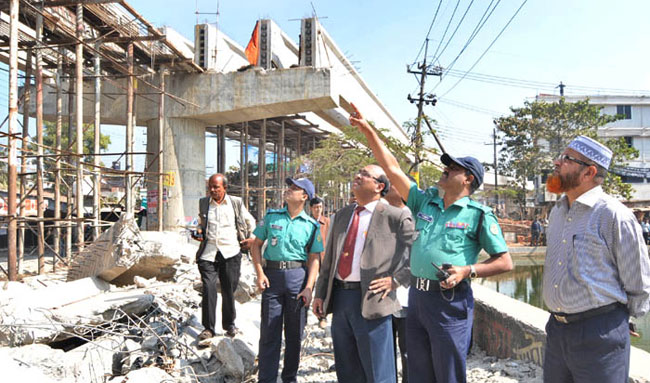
[{"xmin": 472, "ymin": 284, "xmax": 650, "ymax": 383}]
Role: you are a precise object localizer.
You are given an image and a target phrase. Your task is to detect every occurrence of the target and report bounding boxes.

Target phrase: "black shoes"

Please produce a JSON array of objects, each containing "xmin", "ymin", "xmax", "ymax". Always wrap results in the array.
[
  {"xmin": 197, "ymin": 329, "xmax": 214, "ymax": 348},
  {"xmin": 226, "ymin": 325, "xmax": 239, "ymax": 338}
]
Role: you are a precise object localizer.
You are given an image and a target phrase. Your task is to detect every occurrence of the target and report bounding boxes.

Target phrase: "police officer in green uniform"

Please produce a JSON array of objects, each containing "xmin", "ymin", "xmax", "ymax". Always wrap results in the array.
[
  {"xmin": 349, "ymin": 103, "xmax": 513, "ymax": 383},
  {"xmin": 251, "ymin": 177, "xmax": 324, "ymax": 383}
]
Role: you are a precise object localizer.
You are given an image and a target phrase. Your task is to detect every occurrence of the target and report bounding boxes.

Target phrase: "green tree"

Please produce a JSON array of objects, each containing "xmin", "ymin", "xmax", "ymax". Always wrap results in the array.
[
  {"xmin": 27, "ymin": 122, "xmax": 111, "ymax": 190},
  {"xmin": 496, "ymin": 98, "xmax": 638, "ymax": 209},
  {"xmin": 295, "ymin": 118, "xmax": 442, "ymax": 201},
  {"xmin": 40, "ymin": 121, "xmax": 112, "ymax": 164}
]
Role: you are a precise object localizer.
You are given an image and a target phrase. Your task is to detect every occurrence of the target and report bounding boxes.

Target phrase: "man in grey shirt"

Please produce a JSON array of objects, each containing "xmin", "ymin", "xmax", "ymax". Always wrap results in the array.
[{"xmin": 543, "ymin": 135, "xmax": 650, "ymax": 383}]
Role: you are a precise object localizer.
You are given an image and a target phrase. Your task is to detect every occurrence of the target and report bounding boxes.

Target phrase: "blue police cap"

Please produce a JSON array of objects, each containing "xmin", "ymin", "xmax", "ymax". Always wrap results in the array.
[
  {"xmin": 285, "ymin": 177, "xmax": 315, "ymax": 200},
  {"xmin": 441, "ymin": 153, "xmax": 484, "ymax": 188}
]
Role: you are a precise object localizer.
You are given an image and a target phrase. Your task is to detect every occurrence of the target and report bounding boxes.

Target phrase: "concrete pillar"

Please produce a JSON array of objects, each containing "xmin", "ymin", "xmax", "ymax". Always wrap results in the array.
[{"xmin": 146, "ymin": 117, "xmax": 205, "ymax": 230}]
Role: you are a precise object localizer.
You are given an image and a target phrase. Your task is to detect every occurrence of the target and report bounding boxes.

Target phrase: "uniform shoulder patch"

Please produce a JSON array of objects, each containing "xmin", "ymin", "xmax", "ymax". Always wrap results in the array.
[
  {"xmin": 468, "ymin": 199, "xmax": 492, "ymax": 213},
  {"xmin": 490, "ymin": 223, "xmax": 499, "ymax": 235}
]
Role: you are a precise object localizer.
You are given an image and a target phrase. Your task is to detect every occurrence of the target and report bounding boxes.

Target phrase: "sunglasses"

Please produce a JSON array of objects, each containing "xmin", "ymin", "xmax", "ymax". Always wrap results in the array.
[{"xmin": 556, "ymin": 154, "xmax": 594, "ymax": 167}]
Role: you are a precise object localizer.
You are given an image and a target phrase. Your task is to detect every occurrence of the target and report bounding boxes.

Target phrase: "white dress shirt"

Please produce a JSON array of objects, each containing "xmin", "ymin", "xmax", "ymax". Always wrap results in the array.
[
  {"xmin": 337, "ymin": 199, "xmax": 382, "ymax": 282},
  {"xmin": 200, "ymin": 196, "xmax": 256, "ymax": 261}
]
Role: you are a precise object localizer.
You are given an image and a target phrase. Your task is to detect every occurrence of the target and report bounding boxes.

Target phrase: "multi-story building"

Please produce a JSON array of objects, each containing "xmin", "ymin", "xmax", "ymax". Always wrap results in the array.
[{"xmin": 537, "ymin": 94, "xmax": 650, "ymax": 207}]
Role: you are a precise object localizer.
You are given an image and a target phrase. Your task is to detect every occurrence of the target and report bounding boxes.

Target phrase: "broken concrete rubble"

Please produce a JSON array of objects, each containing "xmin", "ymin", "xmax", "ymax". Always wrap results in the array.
[{"xmin": 4, "ymin": 220, "xmax": 647, "ymax": 383}]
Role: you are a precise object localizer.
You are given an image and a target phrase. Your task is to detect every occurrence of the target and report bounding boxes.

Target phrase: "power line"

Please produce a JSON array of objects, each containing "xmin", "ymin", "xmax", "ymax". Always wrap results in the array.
[
  {"xmin": 430, "ymin": 0, "xmax": 461, "ymax": 63},
  {"xmin": 436, "ymin": 0, "xmax": 501, "ymax": 83},
  {"xmin": 439, "ymin": 0, "xmax": 529, "ymax": 99},
  {"xmin": 439, "ymin": 97, "xmax": 504, "ymax": 116},
  {"xmin": 432, "ymin": 0, "xmax": 477, "ymax": 65},
  {"xmin": 412, "ymin": 0, "xmax": 444, "ymax": 65},
  {"xmin": 442, "ymin": 68, "xmax": 650, "ymax": 95}
]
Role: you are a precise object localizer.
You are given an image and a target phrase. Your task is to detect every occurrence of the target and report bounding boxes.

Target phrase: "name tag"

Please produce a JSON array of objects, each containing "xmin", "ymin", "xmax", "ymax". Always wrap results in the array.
[
  {"xmin": 417, "ymin": 212, "xmax": 433, "ymax": 223},
  {"xmin": 445, "ymin": 221, "xmax": 469, "ymax": 229},
  {"xmin": 271, "ymin": 224, "xmax": 283, "ymax": 230}
]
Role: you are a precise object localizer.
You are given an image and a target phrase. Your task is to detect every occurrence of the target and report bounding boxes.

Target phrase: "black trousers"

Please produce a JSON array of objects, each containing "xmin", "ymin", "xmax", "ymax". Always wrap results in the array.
[{"xmin": 198, "ymin": 251, "xmax": 241, "ymax": 333}]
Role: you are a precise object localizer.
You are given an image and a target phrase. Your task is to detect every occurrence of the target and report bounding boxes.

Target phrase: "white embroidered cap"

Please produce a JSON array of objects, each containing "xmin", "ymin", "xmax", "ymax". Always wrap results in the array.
[{"xmin": 567, "ymin": 135, "xmax": 613, "ymax": 170}]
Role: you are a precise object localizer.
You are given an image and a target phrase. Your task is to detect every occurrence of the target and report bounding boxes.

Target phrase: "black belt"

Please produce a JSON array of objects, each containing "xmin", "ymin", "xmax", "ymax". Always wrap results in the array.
[
  {"xmin": 551, "ymin": 302, "xmax": 624, "ymax": 324},
  {"xmin": 411, "ymin": 276, "xmax": 468, "ymax": 292},
  {"xmin": 333, "ymin": 279, "xmax": 361, "ymax": 290},
  {"xmin": 264, "ymin": 260, "xmax": 305, "ymax": 270}
]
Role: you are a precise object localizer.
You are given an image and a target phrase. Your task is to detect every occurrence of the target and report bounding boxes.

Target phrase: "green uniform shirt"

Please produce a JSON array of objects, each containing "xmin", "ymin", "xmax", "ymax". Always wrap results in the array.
[
  {"xmin": 406, "ymin": 182, "xmax": 508, "ymax": 280},
  {"xmin": 253, "ymin": 207, "xmax": 324, "ymax": 262}
]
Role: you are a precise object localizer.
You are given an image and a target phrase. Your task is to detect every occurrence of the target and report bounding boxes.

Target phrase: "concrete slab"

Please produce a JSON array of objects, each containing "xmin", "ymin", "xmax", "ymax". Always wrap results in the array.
[{"xmin": 473, "ymin": 284, "xmax": 650, "ymax": 382}]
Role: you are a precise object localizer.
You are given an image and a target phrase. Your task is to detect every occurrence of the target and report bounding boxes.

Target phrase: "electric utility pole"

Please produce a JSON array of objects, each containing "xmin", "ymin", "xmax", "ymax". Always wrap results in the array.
[
  {"xmin": 407, "ymin": 39, "xmax": 442, "ymax": 184},
  {"xmin": 486, "ymin": 121, "xmax": 504, "ymax": 214}
]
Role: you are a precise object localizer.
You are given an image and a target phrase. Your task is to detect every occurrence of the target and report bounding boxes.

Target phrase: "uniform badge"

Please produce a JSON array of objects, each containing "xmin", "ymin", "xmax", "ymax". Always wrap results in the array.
[
  {"xmin": 490, "ymin": 223, "xmax": 499, "ymax": 235},
  {"xmin": 271, "ymin": 224, "xmax": 283, "ymax": 230},
  {"xmin": 317, "ymin": 233, "xmax": 322, "ymax": 242},
  {"xmin": 271, "ymin": 236, "xmax": 278, "ymax": 246},
  {"xmin": 417, "ymin": 212, "xmax": 433, "ymax": 222}
]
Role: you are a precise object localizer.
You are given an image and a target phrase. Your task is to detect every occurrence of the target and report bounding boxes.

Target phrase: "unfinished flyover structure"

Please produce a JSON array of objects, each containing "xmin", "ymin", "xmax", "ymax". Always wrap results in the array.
[{"xmin": 0, "ymin": 0, "xmax": 408, "ymax": 281}]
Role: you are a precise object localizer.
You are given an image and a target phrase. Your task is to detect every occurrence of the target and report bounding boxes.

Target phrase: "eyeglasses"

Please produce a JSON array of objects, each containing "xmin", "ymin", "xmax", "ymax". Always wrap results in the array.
[
  {"xmin": 556, "ymin": 154, "xmax": 594, "ymax": 167},
  {"xmin": 358, "ymin": 169, "xmax": 383, "ymax": 183}
]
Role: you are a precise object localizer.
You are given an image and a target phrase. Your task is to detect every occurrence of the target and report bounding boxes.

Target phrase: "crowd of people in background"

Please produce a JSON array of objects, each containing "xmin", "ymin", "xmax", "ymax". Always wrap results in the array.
[{"xmin": 191, "ymin": 105, "xmax": 650, "ymax": 383}]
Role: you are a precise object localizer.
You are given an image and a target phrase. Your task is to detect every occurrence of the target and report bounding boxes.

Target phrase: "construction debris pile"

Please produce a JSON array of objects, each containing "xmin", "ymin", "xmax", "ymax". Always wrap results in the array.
[
  {"xmin": 1, "ymin": 216, "xmax": 559, "ymax": 382},
  {"xmin": 0, "ymin": 215, "xmax": 260, "ymax": 383}
]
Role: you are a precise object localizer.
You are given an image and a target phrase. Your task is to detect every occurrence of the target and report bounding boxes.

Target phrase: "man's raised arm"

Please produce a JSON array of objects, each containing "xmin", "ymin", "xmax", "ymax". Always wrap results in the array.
[{"xmin": 349, "ymin": 103, "xmax": 412, "ymax": 200}]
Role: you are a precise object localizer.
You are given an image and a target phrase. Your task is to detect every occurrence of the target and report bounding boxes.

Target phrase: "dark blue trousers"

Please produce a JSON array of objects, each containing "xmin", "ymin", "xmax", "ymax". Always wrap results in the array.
[
  {"xmin": 258, "ymin": 267, "xmax": 307, "ymax": 383},
  {"xmin": 331, "ymin": 287, "xmax": 396, "ymax": 383},
  {"xmin": 543, "ymin": 306, "xmax": 630, "ymax": 383},
  {"xmin": 406, "ymin": 284, "xmax": 473, "ymax": 383}
]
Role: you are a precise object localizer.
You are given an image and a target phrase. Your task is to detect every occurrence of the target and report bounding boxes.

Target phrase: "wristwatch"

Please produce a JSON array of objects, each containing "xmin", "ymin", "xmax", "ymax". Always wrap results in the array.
[{"xmin": 469, "ymin": 264, "xmax": 478, "ymax": 279}]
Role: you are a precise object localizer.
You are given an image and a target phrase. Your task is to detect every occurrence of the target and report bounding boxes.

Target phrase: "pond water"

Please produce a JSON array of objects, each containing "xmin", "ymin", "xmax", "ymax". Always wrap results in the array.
[{"xmin": 477, "ymin": 264, "xmax": 650, "ymax": 353}]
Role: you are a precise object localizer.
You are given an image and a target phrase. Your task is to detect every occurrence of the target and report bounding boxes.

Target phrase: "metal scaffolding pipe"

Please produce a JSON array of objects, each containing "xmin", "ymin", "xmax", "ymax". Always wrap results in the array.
[
  {"xmin": 244, "ymin": 122, "xmax": 249, "ymax": 205},
  {"xmin": 75, "ymin": 4, "xmax": 84, "ymax": 250},
  {"xmin": 7, "ymin": 0, "xmax": 19, "ymax": 281},
  {"xmin": 279, "ymin": 120, "xmax": 285, "ymax": 199},
  {"xmin": 240, "ymin": 123, "xmax": 244, "ymax": 197},
  {"xmin": 93, "ymin": 49, "xmax": 101, "ymax": 239},
  {"xmin": 18, "ymin": 48, "xmax": 32, "ymax": 273},
  {"xmin": 66, "ymin": 58, "xmax": 73, "ymax": 259},
  {"xmin": 125, "ymin": 42, "xmax": 133, "ymax": 215},
  {"xmin": 54, "ymin": 47, "xmax": 62, "ymax": 271},
  {"xmin": 36, "ymin": 4, "xmax": 45, "ymax": 273},
  {"xmin": 258, "ymin": 119, "xmax": 266, "ymax": 219},
  {"xmin": 157, "ymin": 69, "xmax": 165, "ymax": 231}
]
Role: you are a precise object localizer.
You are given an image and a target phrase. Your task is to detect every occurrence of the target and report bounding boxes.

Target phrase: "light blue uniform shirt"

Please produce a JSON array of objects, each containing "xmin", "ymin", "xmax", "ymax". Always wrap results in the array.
[
  {"xmin": 253, "ymin": 207, "xmax": 324, "ymax": 262},
  {"xmin": 406, "ymin": 182, "xmax": 508, "ymax": 280},
  {"xmin": 543, "ymin": 186, "xmax": 650, "ymax": 317}
]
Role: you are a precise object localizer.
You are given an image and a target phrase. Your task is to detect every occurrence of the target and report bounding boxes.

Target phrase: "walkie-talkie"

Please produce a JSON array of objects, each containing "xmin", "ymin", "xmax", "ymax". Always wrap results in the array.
[{"xmin": 431, "ymin": 262, "xmax": 452, "ymax": 280}]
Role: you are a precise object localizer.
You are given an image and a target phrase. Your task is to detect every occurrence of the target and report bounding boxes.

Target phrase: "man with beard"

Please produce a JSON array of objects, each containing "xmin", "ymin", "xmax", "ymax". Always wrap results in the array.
[
  {"xmin": 251, "ymin": 177, "xmax": 323, "ymax": 383},
  {"xmin": 348, "ymin": 103, "xmax": 513, "ymax": 383},
  {"xmin": 313, "ymin": 165, "xmax": 414, "ymax": 383},
  {"xmin": 542, "ymin": 135, "xmax": 650, "ymax": 383}
]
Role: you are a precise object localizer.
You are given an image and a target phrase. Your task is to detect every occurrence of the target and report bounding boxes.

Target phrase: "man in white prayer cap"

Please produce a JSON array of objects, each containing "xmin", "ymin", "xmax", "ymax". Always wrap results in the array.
[{"xmin": 543, "ymin": 135, "xmax": 650, "ymax": 383}]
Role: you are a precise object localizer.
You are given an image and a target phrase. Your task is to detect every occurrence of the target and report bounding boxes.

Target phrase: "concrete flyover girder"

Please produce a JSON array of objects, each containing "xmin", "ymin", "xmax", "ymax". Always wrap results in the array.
[
  {"xmin": 164, "ymin": 67, "xmax": 338, "ymax": 125},
  {"xmin": 33, "ymin": 66, "xmax": 340, "ymax": 128}
]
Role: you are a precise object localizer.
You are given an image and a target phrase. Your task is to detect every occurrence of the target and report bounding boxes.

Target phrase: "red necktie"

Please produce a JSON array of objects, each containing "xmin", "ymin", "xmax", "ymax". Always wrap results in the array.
[{"xmin": 338, "ymin": 206, "xmax": 365, "ymax": 279}]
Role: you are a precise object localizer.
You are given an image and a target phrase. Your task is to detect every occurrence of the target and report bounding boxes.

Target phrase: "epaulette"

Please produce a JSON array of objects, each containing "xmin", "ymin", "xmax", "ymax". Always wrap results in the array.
[
  {"xmin": 468, "ymin": 199, "xmax": 492, "ymax": 214},
  {"xmin": 304, "ymin": 215, "xmax": 319, "ymax": 227},
  {"xmin": 266, "ymin": 208, "xmax": 285, "ymax": 214}
]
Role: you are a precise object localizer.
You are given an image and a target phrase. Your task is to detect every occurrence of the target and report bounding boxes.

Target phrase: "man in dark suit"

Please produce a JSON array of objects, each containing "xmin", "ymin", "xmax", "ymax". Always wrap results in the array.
[{"xmin": 313, "ymin": 164, "xmax": 415, "ymax": 383}]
